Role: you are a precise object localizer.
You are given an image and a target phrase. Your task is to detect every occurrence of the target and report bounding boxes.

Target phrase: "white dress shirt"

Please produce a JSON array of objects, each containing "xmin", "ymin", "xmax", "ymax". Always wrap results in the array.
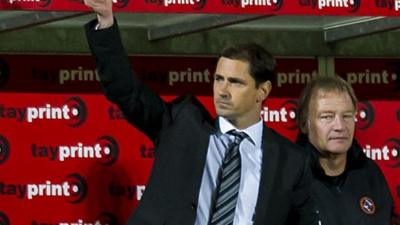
[{"xmin": 195, "ymin": 117, "xmax": 263, "ymax": 225}]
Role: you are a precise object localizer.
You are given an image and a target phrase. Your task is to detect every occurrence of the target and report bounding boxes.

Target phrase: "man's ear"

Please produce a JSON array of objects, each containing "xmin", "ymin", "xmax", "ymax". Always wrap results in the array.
[
  {"xmin": 301, "ymin": 119, "xmax": 310, "ymax": 134},
  {"xmin": 257, "ymin": 80, "xmax": 272, "ymax": 102}
]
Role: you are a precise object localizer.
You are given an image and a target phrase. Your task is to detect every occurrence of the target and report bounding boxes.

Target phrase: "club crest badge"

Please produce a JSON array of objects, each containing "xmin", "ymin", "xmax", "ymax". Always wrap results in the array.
[{"xmin": 359, "ymin": 196, "xmax": 376, "ymax": 215}]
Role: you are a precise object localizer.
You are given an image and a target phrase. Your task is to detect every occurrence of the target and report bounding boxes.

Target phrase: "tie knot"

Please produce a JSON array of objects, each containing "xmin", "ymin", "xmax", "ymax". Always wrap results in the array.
[{"xmin": 227, "ymin": 130, "xmax": 248, "ymax": 144}]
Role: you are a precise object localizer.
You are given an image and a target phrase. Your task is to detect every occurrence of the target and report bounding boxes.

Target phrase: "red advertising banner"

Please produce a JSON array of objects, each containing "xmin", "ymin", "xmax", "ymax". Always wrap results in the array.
[
  {"xmin": 0, "ymin": 93, "xmax": 154, "ymax": 225},
  {"xmin": 335, "ymin": 58, "xmax": 400, "ymax": 100},
  {"xmin": 0, "ymin": 54, "xmax": 399, "ymax": 224},
  {"xmin": 0, "ymin": 93, "xmax": 399, "ymax": 224},
  {"xmin": 2, "ymin": 0, "xmax": 400, "ymax": 16},
  {"xmin": 0, "ymin": 54, "xmax": 316, "ymax": 97}
]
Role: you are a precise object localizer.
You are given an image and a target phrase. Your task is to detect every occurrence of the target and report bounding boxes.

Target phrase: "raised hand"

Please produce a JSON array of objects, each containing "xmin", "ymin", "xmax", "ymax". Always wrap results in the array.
[{"xmin": 84, "ymin": 0, "xmax": 114, "ymax": 29}]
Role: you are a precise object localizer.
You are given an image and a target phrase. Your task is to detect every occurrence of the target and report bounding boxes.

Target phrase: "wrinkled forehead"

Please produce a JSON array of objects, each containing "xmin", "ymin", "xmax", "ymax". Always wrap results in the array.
[
  {"xmin": 312, "ymin": 88, "xmax": 348, "ymax": 99},
  {"xmin": 310, "ymin": 89, "xmax": 356, "ymax": 110}
]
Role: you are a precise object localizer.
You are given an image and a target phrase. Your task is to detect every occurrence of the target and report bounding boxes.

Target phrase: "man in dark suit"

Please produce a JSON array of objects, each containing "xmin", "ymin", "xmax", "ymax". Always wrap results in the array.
[{"xmin": 84, "ymin": 1, "xmax": 316, "ymax": 224}]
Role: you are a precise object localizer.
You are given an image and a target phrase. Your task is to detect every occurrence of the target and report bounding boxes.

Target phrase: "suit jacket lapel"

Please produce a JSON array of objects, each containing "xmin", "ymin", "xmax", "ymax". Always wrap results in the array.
[
  {"xmin": 189, "ymin": 117, "xmax": 217, "ymax": 204},
  {"xmin": 254, "ymin": 126, "xmax": 281, "ymax": 225}
]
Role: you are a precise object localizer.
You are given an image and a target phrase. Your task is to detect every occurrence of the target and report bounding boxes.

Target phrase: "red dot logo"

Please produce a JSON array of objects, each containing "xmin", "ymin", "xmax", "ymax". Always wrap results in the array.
[
  {"xmin": 348, "ymin": 0, "xmax": 361, "ymax": 12},
  {"xmin": 356, "ymin": 101, "xmax": 375, "ymax": 130},
  {"xmin": 96, "ymin": 136, "xmax": 119, "ymax": 166},
  {"xmin": 281, "ymin": 99, "xmax": 298, "ymax": 130},
  {"xmin": 385, "ymin": 138, "xmax": 400, "ymax": 168},
  {"xmin": 271, "ymin": 0, "xmax": 283, "ymax": 11},
  {"xmin": 64, "ymin": 97, "xmax": 87, "ymax": 128},
  {"xmin": 64, "ymin": 173, "xmax": 87, "ymax": 204}
]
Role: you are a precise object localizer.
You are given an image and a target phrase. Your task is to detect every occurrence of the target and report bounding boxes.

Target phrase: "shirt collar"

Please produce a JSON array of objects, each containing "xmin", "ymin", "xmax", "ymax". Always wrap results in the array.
[{"xmin": 218, "ymin": 116, "xmax": 263, "ymax": 148}]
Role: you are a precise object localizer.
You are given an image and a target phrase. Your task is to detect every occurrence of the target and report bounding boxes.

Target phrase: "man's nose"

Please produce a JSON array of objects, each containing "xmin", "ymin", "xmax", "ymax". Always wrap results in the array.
[
  {"xmin": 218, "ymin": 82, "xmax": 230, "ymax": 98},
  {"xmin": 332, "ymin": 116, "xmax": 346, "ymax": 131}
]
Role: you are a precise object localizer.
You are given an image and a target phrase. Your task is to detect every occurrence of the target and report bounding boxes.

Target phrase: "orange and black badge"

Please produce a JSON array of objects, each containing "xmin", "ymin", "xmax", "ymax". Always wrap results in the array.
[{"xmin": 359, "ymin": 196, "xmax": 376, "ymax": 215}]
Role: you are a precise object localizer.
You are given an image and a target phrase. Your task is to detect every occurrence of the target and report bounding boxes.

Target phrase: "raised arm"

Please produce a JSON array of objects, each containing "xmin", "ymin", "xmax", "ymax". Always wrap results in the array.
[{"xmin": 84, "ymin": 0, "xmax": 167, "ymax": 141}]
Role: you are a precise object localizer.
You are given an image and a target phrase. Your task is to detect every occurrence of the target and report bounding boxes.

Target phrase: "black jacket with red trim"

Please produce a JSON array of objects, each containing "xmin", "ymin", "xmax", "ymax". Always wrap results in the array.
[{"xmin": 297, "ymin": 134, "xmax": 393, "ymax": 225}]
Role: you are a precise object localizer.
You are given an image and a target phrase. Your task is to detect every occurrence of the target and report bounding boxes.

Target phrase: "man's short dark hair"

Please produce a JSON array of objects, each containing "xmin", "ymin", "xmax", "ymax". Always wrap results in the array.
[
  {"xmin": 297, "ymin": 75, "xmax": 358, "ymax": 133},
  {"xmin": 220, "ymin": 43, "xmax": 276, "ymax": 87}
]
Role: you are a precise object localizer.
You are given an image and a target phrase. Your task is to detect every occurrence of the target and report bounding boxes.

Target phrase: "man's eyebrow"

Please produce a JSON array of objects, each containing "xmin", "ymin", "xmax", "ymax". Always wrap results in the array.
[
  {"xmin": 319, "ymin": 110, "xmax": 355, "ymax": 114},
  {"xmin": 228, "ymin": 77, "xmax": 246, "ymax": 84}
]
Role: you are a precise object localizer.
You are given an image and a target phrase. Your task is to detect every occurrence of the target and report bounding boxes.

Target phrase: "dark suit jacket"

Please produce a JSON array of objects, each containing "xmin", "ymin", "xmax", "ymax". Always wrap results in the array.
[{"xmin": 85, "ymin": 19, "xmax": 316, "ymax": 225}]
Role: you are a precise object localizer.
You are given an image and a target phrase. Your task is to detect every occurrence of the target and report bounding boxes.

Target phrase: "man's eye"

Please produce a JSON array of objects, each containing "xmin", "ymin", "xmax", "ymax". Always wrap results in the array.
[
  {"xmin": 214, "ymin": 77, "xmax": 223, "ymax": 81},
  {"xmin": 321, "ymin": 115, "xmax": 333, "ymax": 120},
  {"xmin": 344, "ymin": 114, "xmax": 355, "ymax": 120},
  {"xmin": 231, "ymin": 80, "xmax": 244, "ymax": 86}
]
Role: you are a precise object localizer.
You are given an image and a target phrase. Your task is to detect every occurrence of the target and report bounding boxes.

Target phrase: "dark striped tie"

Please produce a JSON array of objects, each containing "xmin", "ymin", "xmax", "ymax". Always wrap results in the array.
[{"xmin": 209, "ymin": 131, "xmax": 247, "ymax": 225}]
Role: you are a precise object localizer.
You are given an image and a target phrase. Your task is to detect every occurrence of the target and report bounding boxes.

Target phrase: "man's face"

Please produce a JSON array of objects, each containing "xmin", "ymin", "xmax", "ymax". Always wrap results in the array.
[
  {"xmin": 213, "ymin": 57, "xmax": 269, "ymax": 128},
  {"xmin": 306, "ymin": 90, "xmax": 356, "ymax": 156}
]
